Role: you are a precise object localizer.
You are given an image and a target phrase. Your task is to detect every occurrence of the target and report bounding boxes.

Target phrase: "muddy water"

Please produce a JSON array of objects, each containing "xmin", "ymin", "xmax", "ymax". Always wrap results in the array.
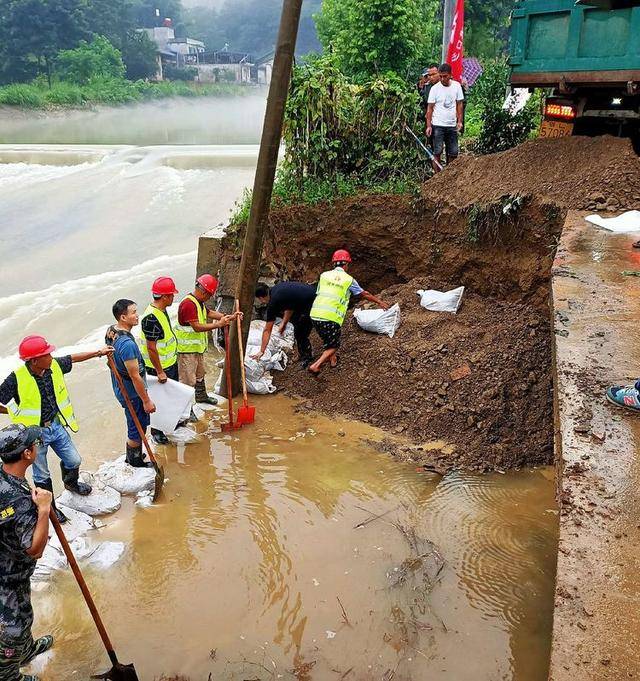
[{"xmin": 28, "ymin": 390, "xmax": 557, "ymax": 681}]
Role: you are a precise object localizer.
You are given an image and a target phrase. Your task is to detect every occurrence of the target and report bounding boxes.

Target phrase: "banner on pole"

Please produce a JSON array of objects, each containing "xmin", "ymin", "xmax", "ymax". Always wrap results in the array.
[{"xmin": 446, "ymin": 0, "xmax": 464, "ymax": 82}]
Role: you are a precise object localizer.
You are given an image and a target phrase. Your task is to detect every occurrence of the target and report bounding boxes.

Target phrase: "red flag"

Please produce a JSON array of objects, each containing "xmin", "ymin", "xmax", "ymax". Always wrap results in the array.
[{"xmin": 446, "ymin": 0, "xmax": 464, "ymax": 82}]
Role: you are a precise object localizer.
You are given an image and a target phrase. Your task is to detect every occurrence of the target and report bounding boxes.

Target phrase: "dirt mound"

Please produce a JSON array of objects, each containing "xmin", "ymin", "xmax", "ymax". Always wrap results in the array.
[
  {"xmin": 275, "ymin": 278, "xmax": 553, "ymax": 472},
  {"xmin": 425, "ymin": 135, "xmax": 640, "ymax": 211}
]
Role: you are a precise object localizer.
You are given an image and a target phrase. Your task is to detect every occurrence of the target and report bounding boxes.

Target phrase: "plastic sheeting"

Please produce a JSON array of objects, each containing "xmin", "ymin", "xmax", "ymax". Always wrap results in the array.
[
  {"xmin": 417, "ymin": 286, "xmax": 465, "ymax": 314},
  {"xmin": 95, "ymin": 456, "xmax": 156, "ymax": 495},
  {"xmin": 585, "ymin": 210, "xmax": 640, "ymax": 233},
  {"xmin": 147, "ymin": 376, "xmax": 195, "ymax": 433},
  {"xmin": 354, "ymin": 304, "xmax": 401, "ymax": 338}
]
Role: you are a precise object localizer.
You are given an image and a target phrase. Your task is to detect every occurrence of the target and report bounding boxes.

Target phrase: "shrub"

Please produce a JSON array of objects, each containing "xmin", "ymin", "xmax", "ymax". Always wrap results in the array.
[
  {"xmin": 56, "ymin": 36, "xmax": 126, "ymax": 85},
  {"xmin": 43, "ymin": 83, "xmax": 85, "ymax": 106},
  {"xmin": 0, "ymin": 84, "xmax": 44, "ymax": 107},
  {"xmin": 163, "ymin": 64, "xmax": 198, "ymax": 82}
]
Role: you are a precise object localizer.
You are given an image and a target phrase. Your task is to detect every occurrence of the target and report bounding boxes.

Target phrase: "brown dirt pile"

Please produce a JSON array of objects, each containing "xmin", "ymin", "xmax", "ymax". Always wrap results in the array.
[
  {"xmin": 275, "ymin": 278, "xmax": 553, "ymax": 472},
  {"xmin": 425, "ymin": 135, "xmax": 640, "ymax": 212}
]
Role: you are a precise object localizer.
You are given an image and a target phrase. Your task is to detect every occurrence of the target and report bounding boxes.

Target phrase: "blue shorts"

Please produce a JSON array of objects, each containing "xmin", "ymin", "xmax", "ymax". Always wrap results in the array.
[
  {"xmin": 119, "ymin": 395, "xmax": 150, "ymax": 441},
  {"xmin": 432, "ymin": 125, "xmax": 459, "ymax": 158}
]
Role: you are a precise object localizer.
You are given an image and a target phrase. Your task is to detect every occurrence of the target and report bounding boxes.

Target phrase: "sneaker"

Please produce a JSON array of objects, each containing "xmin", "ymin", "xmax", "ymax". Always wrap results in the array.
[
  {"xmin": 21, "ymin": 635, "xmax": 53, "ymax": 666},
  {"xmin": 20, "ymin": 675, "xmax": 39, "ymax": 681},
  {"xmin": 606, "ymin": 385, "xmax": 640, "ymax": 412}
]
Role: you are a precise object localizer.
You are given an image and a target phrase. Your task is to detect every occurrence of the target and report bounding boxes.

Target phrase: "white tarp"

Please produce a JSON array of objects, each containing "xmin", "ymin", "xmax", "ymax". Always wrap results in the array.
[
  {"xmin": 585, "ymin": 210, "xmax": 640, "ymax": 233},
  {"xmin": 95, "ymin": 456, "xmax": 156, "ymax": 495},
  {"xmin": 57, "ymin": 474, "xmax": 121, "ymax": 516},
  {"xmin": 417, "ymin": 286, "xmax": 465, "ymax": 314},
  {"xmin": 354, "ymin": 304, "xmax": 401, "ymax": 338},
  {"xmin": 147, "ymin": 376, "xmax": 195, "ymax": 433}
]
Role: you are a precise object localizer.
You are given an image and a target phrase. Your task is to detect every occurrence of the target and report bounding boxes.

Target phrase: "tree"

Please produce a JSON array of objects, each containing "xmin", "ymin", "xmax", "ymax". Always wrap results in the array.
[
  {"xmin": 121, "ymin": 30, "xmax": 159, "ymax": 80},
  {"xmin": 316, "ymin": 0, "xmax": 427, "ymax": 81},
  {"xmin": 0, "ymin": 0, "xmax": 92, "ymax": 85},
  {"xmin": 56, "ymin": 35, "xmax": 125, "ymax": 84}
]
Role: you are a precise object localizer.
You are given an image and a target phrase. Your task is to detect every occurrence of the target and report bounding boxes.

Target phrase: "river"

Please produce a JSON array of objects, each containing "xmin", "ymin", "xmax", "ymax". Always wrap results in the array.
[{"xmin": 0, "ymin": 97, "xmax": 558, "ymax": 680}]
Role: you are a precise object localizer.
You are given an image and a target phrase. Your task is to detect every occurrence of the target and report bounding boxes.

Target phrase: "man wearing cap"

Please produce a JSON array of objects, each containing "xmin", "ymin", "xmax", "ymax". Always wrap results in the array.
[
  {"xmin": 174, "ymin": 275, "xmax": 240, "ymax": 405},
  {"xmin": 0, "ymin": 424, "xmax": 54, "ymax": 681},
  {"xmin": 139, "ymin": 276, "xmax": 179, "ymax": 444},
  {"xmin": 0, "ymin": 336, "xmax": 113, "ymax": 523},
  {"xmin": 308, "ymin": 250, "xmax": 390, "ymax": 376}
]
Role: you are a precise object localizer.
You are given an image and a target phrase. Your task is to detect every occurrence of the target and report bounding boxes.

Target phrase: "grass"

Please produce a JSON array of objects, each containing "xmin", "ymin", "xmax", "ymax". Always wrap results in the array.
[{"xmin": 0, "ymin": 78, "xmax": 249, "ymax": 109}]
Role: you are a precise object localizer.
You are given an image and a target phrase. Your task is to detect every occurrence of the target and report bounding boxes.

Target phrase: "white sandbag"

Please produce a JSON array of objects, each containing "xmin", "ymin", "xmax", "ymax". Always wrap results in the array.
[
  {"xmin": 585, "ymin": 210, "xmax": 640, "ymax": 233},
  {"xmin": 262, "ymin": 349, "xmax": 288, "ymax": 372},
  {"xmin": 95, "ymin": 456, "xmax": 156, "ymax": 496},
  {"xmin": 83, "ymin": 541, "xmax": 126, "ymax": 570},
  {"xmin": 354, "ymin": 304, "xmax": 401, "ymax": 338},
  {"xmin": 148, "ymin": 376, "xmax": 195, "ymax": 433},
  {"xmin": 417, "ymin": 286, "xmax": 465, "ymax": 314},
  {"xmin": 166, "ymin": 426, "xmax": 201, "ymax": 444},
  {"xmin": 247, "ymin": 375, "xmax": 277, "ymax": 394},
  {"xmin": 32, "ymin": 544, "xmax": 67, "ymax": 581},
  {"xmin": 136, "ymin": 490, "xmax": 154, "ymax": 508},
  {"xmin": 50, "ymin": 506, "xmax": 96, "ymax": 543},
  {"xmin": 248, "ymin": 319, "xmax": 295, "ymax": 355},
  {"xmin": 57, "ymin": 474, "xmax": 121, "ymax": 516}
]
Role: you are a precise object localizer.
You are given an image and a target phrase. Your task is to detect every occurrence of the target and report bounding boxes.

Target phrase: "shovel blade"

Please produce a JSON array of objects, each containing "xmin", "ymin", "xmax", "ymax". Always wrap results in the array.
[
  {"xmin": 152, "ymin": 464, "xmax": 165, "ymax": 502},
  {"xmin": 221, "ymin": 421, "xmax": 241, "ymax": 432},
  {"xmin": 91, "ymin": 662, "xmax": 139, "ymax": 681},
  {"xmin": 237, "ymin": 405, "xmax": 256, "ymax": 424}
]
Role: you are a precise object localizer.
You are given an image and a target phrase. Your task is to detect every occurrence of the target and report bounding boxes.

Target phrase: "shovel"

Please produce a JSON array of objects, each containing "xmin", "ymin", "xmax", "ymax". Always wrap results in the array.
[
  {"xmin": 404, "ymin": 123, "xmax": 444, "ymax": 171},
  {"xmin": 49, "ymin": 509, "xmax": 139, "ymax": 680},
  {"xmin": 221, "ymin": 325, "xmax": 241, "ymax": 432},
  {"xmin": 106, "ymin": 354, "xmax": 164, "ymax": 501},
  {"xmin": 235, "ymin": 299, "xmax": 255, "ymax": 425}
]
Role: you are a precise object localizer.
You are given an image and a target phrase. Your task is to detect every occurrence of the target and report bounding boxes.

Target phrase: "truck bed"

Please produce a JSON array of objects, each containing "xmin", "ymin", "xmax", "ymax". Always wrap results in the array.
[{"xmin": 510, "ymin": 0, "xmax": 640, "ymax": 88}]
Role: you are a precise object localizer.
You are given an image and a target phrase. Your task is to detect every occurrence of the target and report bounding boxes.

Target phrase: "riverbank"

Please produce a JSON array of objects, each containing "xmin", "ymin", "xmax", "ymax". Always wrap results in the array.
[{"xmin": 0, "ymin": 79, "xmax": 252, "ymax": 110}]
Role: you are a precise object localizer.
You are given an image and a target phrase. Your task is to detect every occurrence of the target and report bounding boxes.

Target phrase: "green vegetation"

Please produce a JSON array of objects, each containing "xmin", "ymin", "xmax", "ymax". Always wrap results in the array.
[{"xmin": 0, "ymin": 79, "xmax": 246, "ymax": 109}]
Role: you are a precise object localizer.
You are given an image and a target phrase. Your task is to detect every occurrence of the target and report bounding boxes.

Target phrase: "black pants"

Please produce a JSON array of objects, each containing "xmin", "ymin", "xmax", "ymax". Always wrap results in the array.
[
  {"xmin": 145, "ymin": 362, "xmax": 179, "ymax": 381},
  {"xmin": 292, "ymin": 312, "xmax": 313, "ymax": 362}
]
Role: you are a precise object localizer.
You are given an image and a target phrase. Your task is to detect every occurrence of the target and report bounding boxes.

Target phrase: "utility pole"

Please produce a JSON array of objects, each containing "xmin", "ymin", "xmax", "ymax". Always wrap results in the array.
[
  {"xmin": 225, "ymin": 0, "xmax": 303, "ymax": 396},
  {"xmin": 441, "ymin": 0, "xmax": 455, "ymax": 63}
]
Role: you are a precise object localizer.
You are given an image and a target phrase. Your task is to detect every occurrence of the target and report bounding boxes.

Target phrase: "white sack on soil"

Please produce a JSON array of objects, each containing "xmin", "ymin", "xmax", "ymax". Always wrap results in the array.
[
  {"xmin": 50, "ymin": 506, "xmax": 96, "ymax": 543},
  {"xmin": 57, "ymin": 474, "xmax": 121, "ymax": 516},
  {"xmin": 95, "ymin": 456, "xmax": 156, "ymax": 495},
  {"xmin": 148, "ymin": 376, "xmax": 195, "ymax": 433},
  {"xmin": 586, "ymin": 210, "xmax": 640, "ymax": 233},
  {"xmin": 247, "ymin": 319, "xmax": 295, "ymax": 354},
  {"xmin": 354, "ymin": 304, "xmax": 401, "ymax": 338},
  {"xmin": 417, "ymin": 286, "xmax": 465, "ymax": 314},
  {"xmin": 166, "ymin": 425, "xmax": 201, "ymax": 444}
]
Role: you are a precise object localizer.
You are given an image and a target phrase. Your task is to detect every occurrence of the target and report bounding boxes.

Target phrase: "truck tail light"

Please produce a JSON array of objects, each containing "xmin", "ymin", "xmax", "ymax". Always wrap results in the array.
[{"xmin": 544, "ymin": 102, "xmax": 577, "ymax": 121}]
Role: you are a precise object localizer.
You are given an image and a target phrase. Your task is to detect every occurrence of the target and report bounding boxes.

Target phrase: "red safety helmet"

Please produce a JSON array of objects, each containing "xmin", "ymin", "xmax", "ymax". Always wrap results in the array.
[
  {"xmin": 332, "ymin": 249, "xmax": 352, "ymax": 263},
  {"xmin": 19, "ymin": 335, "xmax": 56, "ymax": 361},
  {"xmin": 151, "ymin": 276, "xmax": 179, "ymax": 296},
  {"xmin": 197, "ymin": 274, "xmax": 219, "ymax": 295}
]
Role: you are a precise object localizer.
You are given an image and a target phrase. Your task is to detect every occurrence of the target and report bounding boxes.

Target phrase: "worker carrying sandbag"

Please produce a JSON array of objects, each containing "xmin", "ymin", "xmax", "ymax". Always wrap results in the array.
[
  {"xmin": 0, "ymin": 423, "xmax": 55, "ymax": 681},
  {"xmin": 174, "ymin": 274, "xmax": 241, "ymax": 404},
  {"xmin": 308, "ymin": 250, "xmax": 390, "ymax": 376},
  {"xmin": 0, "ymin": 335, "xmax": 113, "ymax": 523}
]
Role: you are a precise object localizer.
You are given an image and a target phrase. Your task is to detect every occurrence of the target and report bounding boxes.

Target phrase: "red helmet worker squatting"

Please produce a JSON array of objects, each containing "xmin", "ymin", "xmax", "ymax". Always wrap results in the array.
[
  {"xmin": 152, "ymin": 276, "xmax": 179, "ymax": 296},
  {"xmin": 332, "ymin": 249, "xmax": 352, "ymax": 264},
  {"xmin": 18, "ymin": 335, "xmax": 56, "ymax": 361},
  {"xmin": 197, "ymin": 274, "xmax": 219, "ymax": 295}
]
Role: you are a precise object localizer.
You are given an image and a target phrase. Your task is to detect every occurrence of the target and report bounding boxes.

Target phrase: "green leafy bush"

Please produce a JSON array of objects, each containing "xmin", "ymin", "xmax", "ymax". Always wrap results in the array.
[
  {"xmin": 163, "ymin": 64, "xmax": 198, "ymax": 82},
  {"xmin": 56, "ymin": 36, "xmax": 126, "ymax": 85},
  {"xmin": 43, "ymin": 82, "xmax": 85, "ymax": 106},
  {"xmin": 0, "ymin": 84, "xmax": 44, "ymax": 107},
  {"xmin": 467, "ymin": 58, "xmax": 541, "ymax": 155}
]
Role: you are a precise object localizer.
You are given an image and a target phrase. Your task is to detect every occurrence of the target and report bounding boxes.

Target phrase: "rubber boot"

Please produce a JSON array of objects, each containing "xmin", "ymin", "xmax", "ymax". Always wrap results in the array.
[
  {"xmin": 38, "ymin": 479, "xmax": 67, "ymax": 524},
  {"xmin": 126, "ymin": 444, "xmax": 152, "ymax": 469},
  {"xmin": 60, "ymin": 465, "xmax": 92, "ymax": 496},
  {"xmin": 195, "ymin": 379, "xmax": 217, "ymax": 406},
  {"xmin": 150, "ymin": 428, "xmax": 169, "ymax": 445}
]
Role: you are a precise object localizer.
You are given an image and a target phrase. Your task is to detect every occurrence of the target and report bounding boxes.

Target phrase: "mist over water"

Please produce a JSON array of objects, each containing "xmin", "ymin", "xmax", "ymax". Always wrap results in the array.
[{"xmin": 0, "ymin": 94, "xmax": 267, "ymax": 145}]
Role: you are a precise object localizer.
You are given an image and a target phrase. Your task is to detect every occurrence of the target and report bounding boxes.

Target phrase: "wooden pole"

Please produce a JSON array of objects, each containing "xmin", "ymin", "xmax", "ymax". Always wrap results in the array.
[{"xmin": 226, "ymin": 0, "xmax": 304, "ymax": 396}]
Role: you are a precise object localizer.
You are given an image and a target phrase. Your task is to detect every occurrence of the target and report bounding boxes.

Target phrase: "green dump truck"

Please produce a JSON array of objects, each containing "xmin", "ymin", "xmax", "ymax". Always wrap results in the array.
[{"xmin": 509, "ymin": 0, "xmax": 639, "ymax": 143}]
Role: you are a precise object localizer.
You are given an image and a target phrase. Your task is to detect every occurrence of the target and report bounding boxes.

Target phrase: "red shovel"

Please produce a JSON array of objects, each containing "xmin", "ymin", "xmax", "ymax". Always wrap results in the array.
[
  {"xmin": 221, "ymin": 325, "xmax": 241, "ymax": 432},
  {"xmin": 235, "ymin": 299, "xmax": 256, "ymax": 425}
]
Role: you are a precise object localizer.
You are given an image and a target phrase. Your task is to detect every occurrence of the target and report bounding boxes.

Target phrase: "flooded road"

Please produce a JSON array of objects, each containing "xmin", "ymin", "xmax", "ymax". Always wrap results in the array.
[
  {"xmin": 0, "ymin": 97, "xmax": 558, "ymax": 680},
  {"xmin": 31, "ymin": 394, "xmax": 557, "ymax": 681}
]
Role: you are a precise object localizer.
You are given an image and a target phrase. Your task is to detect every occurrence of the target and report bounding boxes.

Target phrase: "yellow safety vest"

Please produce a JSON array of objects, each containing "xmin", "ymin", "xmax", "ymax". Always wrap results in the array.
[
  {"xmin": 7, "ymin": 360, "xmax": 78, "ymax": 432},
  {"xmin": 310, "ymin": 268, "xmax": 354, "ymax": 326},
  {"xmin": 174, "ymin": 294, "xmax": 208, "ymax": 354},
  {"xmin": 139, "ymin": 305, "xmax": 178, "ymax": 369}
]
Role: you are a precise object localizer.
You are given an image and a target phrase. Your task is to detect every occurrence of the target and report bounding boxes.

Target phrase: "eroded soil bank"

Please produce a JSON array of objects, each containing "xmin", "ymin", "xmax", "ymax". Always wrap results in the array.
[{"xmin": 220, "ymin": 136, "xmax": 640, "ymax": 473}]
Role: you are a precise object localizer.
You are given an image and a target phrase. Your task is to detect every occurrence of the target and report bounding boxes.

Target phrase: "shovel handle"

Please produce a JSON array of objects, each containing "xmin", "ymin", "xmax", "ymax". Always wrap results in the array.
[
  {"xmin": 106, "ymin": 354, "xmax": 158, "ymax": 467},
  {"xmin": 234, "ymin": 299, "xmax": 249, "ymax": 405},
  {"xmin": 49, "ymin": 509, "xmax": 119, "ymax": 666},
  {"xmin": 223, "ymin": 325, "xmax": 234, "ymax": 426}
]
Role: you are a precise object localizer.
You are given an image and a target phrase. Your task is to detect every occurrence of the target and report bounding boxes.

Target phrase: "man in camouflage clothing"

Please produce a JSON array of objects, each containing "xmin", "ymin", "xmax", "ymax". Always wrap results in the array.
[{"xmin": 0, "ymin": 424, "xmax": 54, "ymax": 681}]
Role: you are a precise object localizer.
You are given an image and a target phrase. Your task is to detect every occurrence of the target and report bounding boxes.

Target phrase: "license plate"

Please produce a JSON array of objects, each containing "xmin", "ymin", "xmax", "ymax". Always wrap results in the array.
[{"xmin": 539, "ymin": 119, "xmax": 574, "ymax": 138}]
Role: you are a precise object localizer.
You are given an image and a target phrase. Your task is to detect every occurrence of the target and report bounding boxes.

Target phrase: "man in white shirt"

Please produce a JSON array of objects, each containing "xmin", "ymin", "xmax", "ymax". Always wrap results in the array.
[{"xmin": 426, "ymin": 63, "xmax": 465, "ymax": 172}]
